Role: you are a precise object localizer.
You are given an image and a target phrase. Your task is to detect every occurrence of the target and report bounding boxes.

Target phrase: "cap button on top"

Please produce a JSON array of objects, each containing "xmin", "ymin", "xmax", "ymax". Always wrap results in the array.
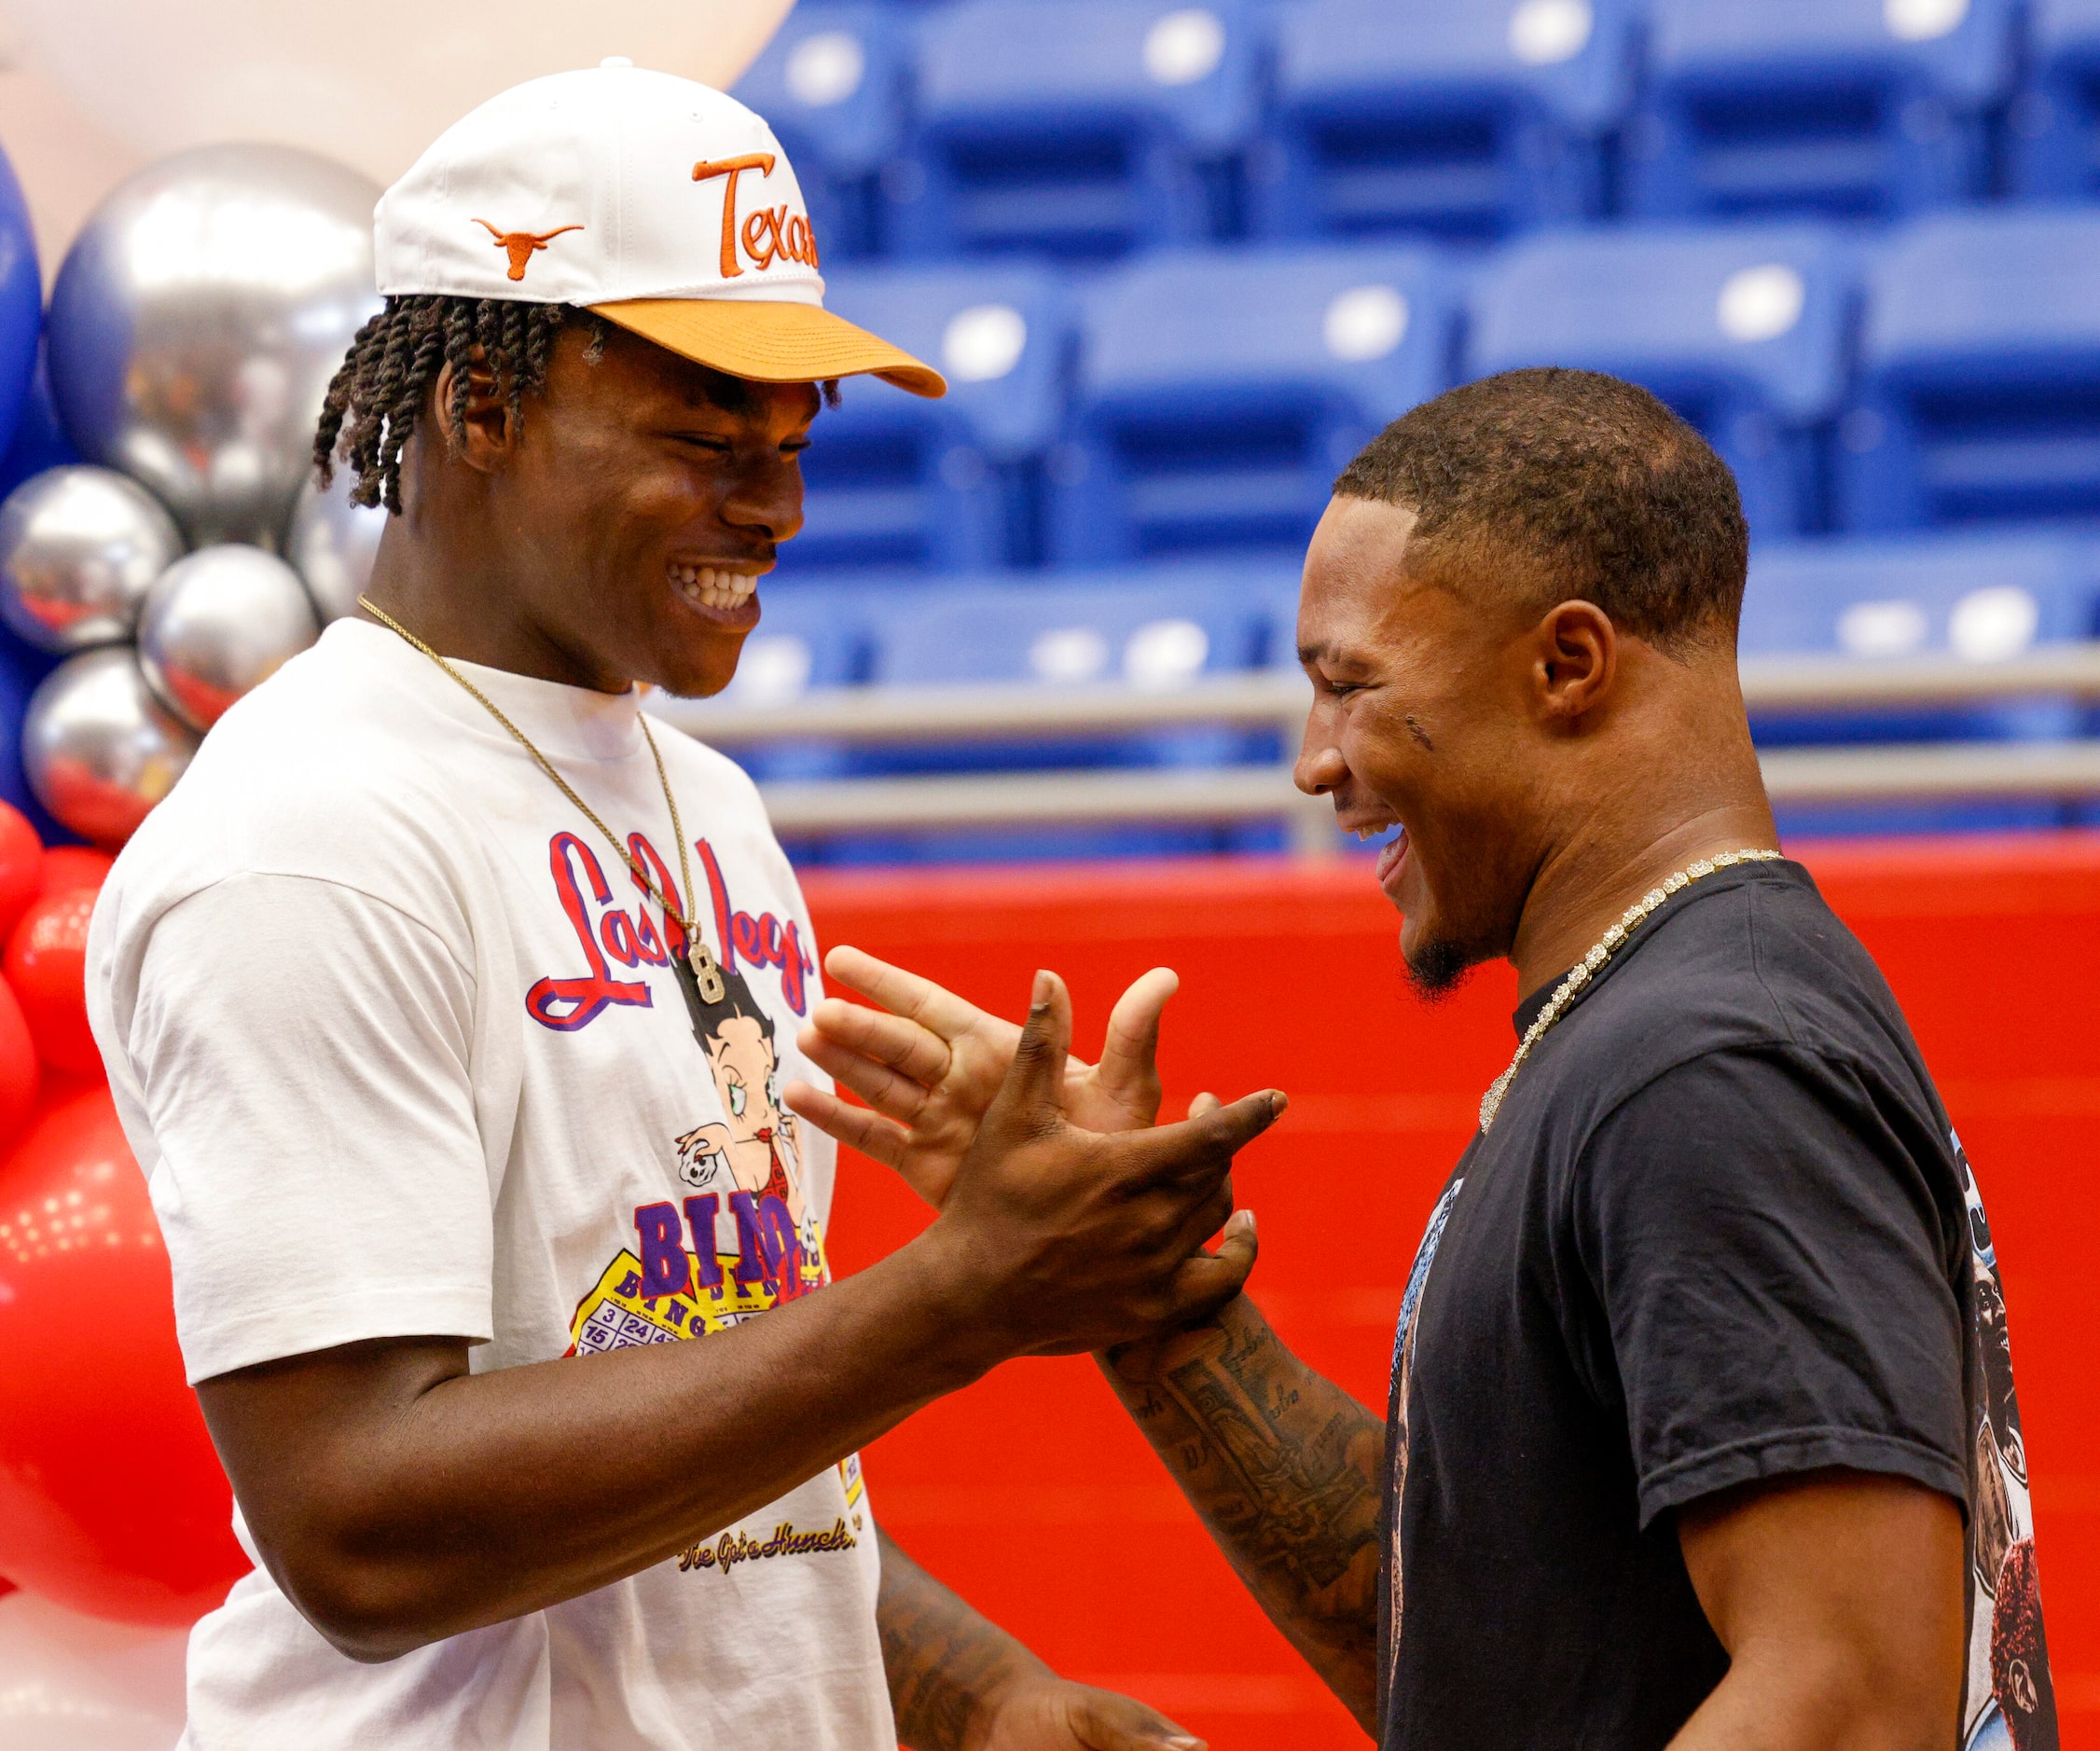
[{"xmin": 601, "ymin": 55, "xmax": 634, "ymax": 69}]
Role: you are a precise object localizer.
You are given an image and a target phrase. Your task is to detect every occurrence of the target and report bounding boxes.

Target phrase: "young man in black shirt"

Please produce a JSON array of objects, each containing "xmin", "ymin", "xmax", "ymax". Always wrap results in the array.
[{"xmin": 789, "ymin": 369, "xmax": 2057, "ymax": 1749}]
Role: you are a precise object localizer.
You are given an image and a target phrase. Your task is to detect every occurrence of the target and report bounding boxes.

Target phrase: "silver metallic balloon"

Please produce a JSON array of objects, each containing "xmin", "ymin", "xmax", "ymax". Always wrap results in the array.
[
  {"xmin": 286, "ymin": 463, "xmax": 387, "ymax": 623},
  {"xmin": 0, "ymin": 464, "xmax": 186, "ymax": 651},
  {"xmin": 22, "ymin": 646, "xmax": 201, "ymax": 848},
  {"xmin": 46, "ymin": 144, "xmax": 382, "ymax": 552},
  {"xmin": 137, "ymin": 544, "xmax": 320, "ymax": 731}
]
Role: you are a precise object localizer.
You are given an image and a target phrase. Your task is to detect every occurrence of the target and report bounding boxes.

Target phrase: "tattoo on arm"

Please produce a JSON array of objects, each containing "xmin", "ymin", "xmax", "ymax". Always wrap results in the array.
[
  {"xmin": 1101, "ymin": 1296, "xmax": 1386, "ymax": 1729},
  {"xmin": 877, "ymin": 1528, "xmax": 1048, "ymax": 1751}
]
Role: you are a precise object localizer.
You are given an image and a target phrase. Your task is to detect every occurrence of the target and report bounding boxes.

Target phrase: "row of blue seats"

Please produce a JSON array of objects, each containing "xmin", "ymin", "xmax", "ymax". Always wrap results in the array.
[
  {"xmin": 728, "ymin": 530, "xmax": 2100, "ymax": 856},
  {"xmin": 740, "ymin": 0, "xmax": 2100, "ymax": 260},
  {"xmin": 781, "ymin": 206, "xmax": 2100, "ymax": 575},
  {"xmin": 750, "ymin": 529, "xmax": 2096, "ymax": 697}
]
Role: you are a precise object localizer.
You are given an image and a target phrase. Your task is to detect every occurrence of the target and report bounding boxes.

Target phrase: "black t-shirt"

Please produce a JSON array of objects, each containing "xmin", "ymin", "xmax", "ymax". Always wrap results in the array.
[{"xmin": 1378, "ymin": 860, "xmax": 2057, "ymax": 1751}]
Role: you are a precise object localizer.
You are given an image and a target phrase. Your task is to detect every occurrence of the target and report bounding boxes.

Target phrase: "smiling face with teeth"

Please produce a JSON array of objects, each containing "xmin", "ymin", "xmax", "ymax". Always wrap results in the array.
[
  {"xmin": 369, "ymin": 320, "xmax": 822, "ymax": 700},
  {"xmin": 1292, "ymin": 496, "xmax": 1564, "ymax": 997}
]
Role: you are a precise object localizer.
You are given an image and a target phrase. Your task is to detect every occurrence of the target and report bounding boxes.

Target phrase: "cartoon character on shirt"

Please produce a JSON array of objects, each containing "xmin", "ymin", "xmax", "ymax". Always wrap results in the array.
[
  {"xmin": 675, "ymin": 962, "xmax": 808, "ymax": 1227},
  {"xmin": 1956, "ymin": 1137, "xmax": 2058, "ymax": 1751}
]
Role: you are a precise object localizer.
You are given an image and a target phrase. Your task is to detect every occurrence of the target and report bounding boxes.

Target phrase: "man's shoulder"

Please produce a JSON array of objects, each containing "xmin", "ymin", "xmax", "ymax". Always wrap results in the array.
[
  {"xmin": 1550, "ymin": 867, "xmax": 1929, "ymax": 1121},
  {"xmin": 108, "ymin": 634, "xmax": 471, "ymax": 924}
]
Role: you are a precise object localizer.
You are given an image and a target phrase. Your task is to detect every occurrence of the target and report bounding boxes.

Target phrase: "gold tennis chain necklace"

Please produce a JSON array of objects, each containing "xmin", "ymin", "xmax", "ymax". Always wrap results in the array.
[
  {"xmin": 1478, "ymin": 848, "xmax": 1784, "ymax": 1134},
  {"xmin": 359, "ymin": 596, "xmax": 732, "ymax": 1035}
]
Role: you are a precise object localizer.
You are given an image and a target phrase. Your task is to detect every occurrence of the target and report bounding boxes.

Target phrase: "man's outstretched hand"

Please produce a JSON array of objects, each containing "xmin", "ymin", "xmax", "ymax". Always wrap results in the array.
[
  {"xmin": 877, "ymin": 964, "xmax": 1275, "ymax": 1357},
  {"xmin": 786, "ymin": 944, "xmax": 1214, "ymax": 1207},
  {"xmin": 974, "ymin": 1675, "xmax": 1207, "ymax": 1751}
]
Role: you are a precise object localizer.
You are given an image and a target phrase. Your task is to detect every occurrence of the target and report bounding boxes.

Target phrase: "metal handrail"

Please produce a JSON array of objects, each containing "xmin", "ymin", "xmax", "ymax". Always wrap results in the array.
[
  {"xmin": 642, "ymin": 642, "xmax": 2100, "ymax": 849},
  {"xmin": 652, "ymin": 641, "xmax": 2100, "ymax": 747},
  {"xmin": 754, "ymin": 744, "xmax": 2100, "ymax": 848}
]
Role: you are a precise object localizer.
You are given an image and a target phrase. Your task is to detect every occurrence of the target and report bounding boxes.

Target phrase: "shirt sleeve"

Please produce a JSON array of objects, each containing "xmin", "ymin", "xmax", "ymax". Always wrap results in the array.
[
  {"xmin": 1571, "ymin": 1045, "xmax": 1969, "ymax": 1527},
  {"xmin": 122, "ymin": 872, "xmax": 495, "ymax": 1384}
]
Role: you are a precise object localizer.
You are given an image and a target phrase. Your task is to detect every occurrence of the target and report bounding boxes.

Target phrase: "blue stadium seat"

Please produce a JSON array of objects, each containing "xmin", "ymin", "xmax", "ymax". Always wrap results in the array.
[
  {"xmin": 707, "ymin": 581, "xmax": 878, "ymax": 784},
  {"xmin": 1051, "ymin": 244, "xmax": 1457, "ymax": 565},
  {"xmin": 1838, "ymin": 208, "xmax": 2100, "ymax": 531},
  {"xmin": 863, "ymin": 571, "xmax": 1268, "ymax": 859},
  {"xmin": 891, "ymin": 0, "xmax": 1266, "ymax": 259},
  {"xmin": 733, "ymin": 5, "xmax": 912, "ymax": 259},
  {"xmin": 1625, "ymin": 0, "xmax": 2017, "ymax": 222},
  {"xmin": 1467, "ymin": 224, "xmax": 1858, "ymax": 536},
  {"xmin": 1742, "ymin": 531, "xmax": 2100, "ymax": 834},
  {"xmin": 2009, "ymin": 0, "xmax": 2100, "ymax": 199},
  {"xmin": 1256, "ymin": 0, "xmax": 1640, "ymax": 242},
  {"xmin": 780, "ymin": 264, "xmax": 1072, "ymax": 573},
  {"xmin": 875, "ymin": 572, "xmax": 1264, "ymax": 711}
]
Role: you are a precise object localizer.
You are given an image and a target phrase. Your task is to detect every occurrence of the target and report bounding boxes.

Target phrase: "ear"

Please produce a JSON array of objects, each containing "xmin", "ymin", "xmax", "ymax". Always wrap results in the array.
[
  {"xmin": 430, "ymin": 349, "xmax": 516, "ymax": 476},
  {"xmin": 1527, "ymin": 600, "xmax": 1618, "ymax": 724}
]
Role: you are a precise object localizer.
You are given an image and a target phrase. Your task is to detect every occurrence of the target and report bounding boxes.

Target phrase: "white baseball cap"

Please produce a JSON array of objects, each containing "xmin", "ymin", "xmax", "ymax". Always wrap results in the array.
[{"xmin": 374, "ymin": 59, "xmax": 946, "ymax": 398}]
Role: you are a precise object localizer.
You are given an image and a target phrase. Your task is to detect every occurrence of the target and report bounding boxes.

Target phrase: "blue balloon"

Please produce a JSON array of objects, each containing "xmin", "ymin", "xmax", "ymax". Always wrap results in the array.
[
  {"xmin": 0, "ymin": 145, "xmax": 40, "ymax": 468},
  {"xmin": 0, "ymin": 346, "xmax": 82, "ymax": 503}
]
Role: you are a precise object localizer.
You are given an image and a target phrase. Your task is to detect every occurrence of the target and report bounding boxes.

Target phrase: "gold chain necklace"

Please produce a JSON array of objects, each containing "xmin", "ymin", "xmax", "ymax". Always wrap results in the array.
[
  {"xmin": 359, "ymin": 595, "xmax": 731, "ymax": 1021},
  {"xmin": 1479, "ymin": 848, "xmax": 1784, "ymax": 1135}
]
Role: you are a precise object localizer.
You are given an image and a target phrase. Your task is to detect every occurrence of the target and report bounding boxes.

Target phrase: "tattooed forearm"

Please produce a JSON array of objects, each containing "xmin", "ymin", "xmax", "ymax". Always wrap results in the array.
[
  {"xmin": 877, "ymin": 1529, "xmax": 1048, "ymax": 1751},
  {"xmin": 1101, "ymin": 1295, "xmax": 1386, "ymax": 1730}
]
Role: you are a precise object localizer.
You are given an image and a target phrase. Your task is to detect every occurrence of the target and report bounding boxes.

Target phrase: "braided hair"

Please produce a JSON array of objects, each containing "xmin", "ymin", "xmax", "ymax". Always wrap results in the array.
[
  {"xmin": 311, "ymin": 295, "xmax": 606, "ymax": 515},
  {"xmin": 313, "ymin": 295, "xmax": 842, "ymax": 517}
]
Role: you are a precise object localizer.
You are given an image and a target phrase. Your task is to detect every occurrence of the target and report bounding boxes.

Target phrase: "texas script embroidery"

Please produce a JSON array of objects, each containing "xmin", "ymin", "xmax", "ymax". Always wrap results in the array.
[{"xmin": 690, "ymin": 156, "xmax": 821, "ymax": 279}]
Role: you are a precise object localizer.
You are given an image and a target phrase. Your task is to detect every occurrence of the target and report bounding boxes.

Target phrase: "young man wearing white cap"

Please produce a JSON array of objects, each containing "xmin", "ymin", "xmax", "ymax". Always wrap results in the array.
[{"xmin": 86, "ymin": 62, "xmax": 1281, "ymax": 1751}]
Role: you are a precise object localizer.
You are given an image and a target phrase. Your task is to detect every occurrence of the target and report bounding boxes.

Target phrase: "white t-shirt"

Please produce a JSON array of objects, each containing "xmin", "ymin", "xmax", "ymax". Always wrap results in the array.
[{"xmin": 86, "ymin": 619, "xmax": 894, "ymax": 1751}]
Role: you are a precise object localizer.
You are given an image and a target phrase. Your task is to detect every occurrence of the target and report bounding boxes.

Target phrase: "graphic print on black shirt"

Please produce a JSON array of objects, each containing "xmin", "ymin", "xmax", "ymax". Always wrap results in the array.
[
  {"xmin": 1375, "ymin": 861, "xmax": 2056, "ymax": 1751},
  {"xmin": 1381, "ymin": 1173, "xmax": 1462, "ymax": 1692},
  {"xmin": 1958, "ymin": 1140, "xmax": 2053, "ymax": 1749}
]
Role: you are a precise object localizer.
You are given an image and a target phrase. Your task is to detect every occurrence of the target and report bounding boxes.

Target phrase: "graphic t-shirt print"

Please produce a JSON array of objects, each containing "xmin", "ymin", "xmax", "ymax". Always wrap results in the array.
[
  {"xmin": 1380, "ymin": 1175, "xmax": 1463, "ymax": 1708},
  {"xmin": 1958, "ymin": 1136, "xmax": 2057, "ymax": 1751},
  {"xmin": 536, "ymin": 824, "xmax": 865, "ymax": 1559}
]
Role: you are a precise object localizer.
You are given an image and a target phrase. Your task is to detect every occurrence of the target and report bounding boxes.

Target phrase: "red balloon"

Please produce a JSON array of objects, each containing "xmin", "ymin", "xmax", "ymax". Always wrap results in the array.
[
  {"xmin": 0, "ymin": 803, "xmax": 43, "ymax": 942},
  {"xmin": 0, "ymin": 1086, "xmax": 247, "ymax": 1623},
  {"xmin": 7, "ymin": 889, "xmax": 101, "ymax": 1078},
  {"xmin": 0, "ymin": 975, "xmax": 42, "ymax": 1151},
  {"xmin": 37, "ymin": 847, "xmax": 113, "ymax": 899}
]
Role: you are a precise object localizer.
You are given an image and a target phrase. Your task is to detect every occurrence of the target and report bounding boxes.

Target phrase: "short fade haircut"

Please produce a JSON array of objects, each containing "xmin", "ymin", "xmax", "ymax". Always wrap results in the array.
[{"xmin": 1332, "ymin": 367, "xmax": 1750, "ymax": 655}]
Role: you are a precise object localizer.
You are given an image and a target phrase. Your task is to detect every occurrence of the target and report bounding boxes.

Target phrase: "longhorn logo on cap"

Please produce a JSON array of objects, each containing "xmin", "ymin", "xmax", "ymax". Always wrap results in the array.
[{"xmin": 474, "ymin": 218, "xmax": 586, "ymax": 283}]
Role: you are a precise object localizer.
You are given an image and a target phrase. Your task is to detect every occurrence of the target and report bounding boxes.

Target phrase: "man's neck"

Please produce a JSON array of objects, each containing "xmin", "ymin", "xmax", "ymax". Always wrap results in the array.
[
  {"xmin": 362, "ymin": 513, "xmax": 631, "ymax": 696},
  {"xmin": 1509, "ymin": 798, "xmax": 1782, "ymax": 1002}
]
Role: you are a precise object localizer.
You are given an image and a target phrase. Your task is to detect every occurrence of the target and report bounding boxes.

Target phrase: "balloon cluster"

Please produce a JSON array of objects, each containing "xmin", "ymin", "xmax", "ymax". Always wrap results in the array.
[
  {"xmin": 0, "ymin": 796, "xmax": 248, "ymax": 1625},
  {"xmin": 0, "ymin": 134, "xmax": 392, "ymax": 1634},
  {"xmin": 0, "ymin": 144, "xmax": 389, "ymax": 849}
]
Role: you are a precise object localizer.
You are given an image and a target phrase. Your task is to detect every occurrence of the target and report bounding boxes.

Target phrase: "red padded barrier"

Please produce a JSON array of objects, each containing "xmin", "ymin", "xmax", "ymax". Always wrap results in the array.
[{"xmin": 806, "ymin": 834, "xmax": 2100, "ymax": 1749}]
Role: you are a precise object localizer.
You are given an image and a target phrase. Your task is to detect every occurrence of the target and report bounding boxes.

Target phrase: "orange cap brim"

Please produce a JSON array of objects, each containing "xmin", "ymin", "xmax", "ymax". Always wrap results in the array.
[{"xmin": 592, "ymin": 297, "xmax": 946, "ymax": 398}]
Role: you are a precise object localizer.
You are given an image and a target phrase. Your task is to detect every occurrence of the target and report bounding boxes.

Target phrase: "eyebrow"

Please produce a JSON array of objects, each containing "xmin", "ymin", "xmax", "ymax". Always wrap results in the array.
[{"xmin": 685, "ymin": 365, "xmax": 755, "ymax": 417}]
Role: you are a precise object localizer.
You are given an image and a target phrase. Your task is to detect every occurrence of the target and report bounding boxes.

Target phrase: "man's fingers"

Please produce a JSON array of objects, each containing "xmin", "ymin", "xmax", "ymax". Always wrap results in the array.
[
  {"xmin": 781, "ymin": 1081, "xmax": 909, "ymax": 1170},
  {"xmin": 1111, "ymin": 1088, "xmax": 1287, "ymax": 1188},
  {"xmin": 797, "ymin": 1028, "xmax": 931, "ymax": 1125},
  {"xmin": 1095, "ymin": 966, "xmax": 1179, "ymax": 1119},
  {"xmin": 823, "ymin": 944, "xmax": 996, "ymax": 1044},
  {"xmin": 980, "ymin": 970, "xmax": 1073, "ymax": 1134},
  {"xmin": 807, "ymin": 998, "xmax": 952, "ymax": 1088},
  {"xmin": 1167, "ymin": 1176, "xmax": 1235, "ymax": 1259},
  {"xmin": 1163, "ymin": 1212, "xmax": 1259, "ymax": 1328},
  {"xmin": 1186, "ymin": 1091, "xmax": 1222, "ymax": 1120},
  {"xmin": 1066, "ymin": 1685, "xmax": 1206, "ymax": 1751}
]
